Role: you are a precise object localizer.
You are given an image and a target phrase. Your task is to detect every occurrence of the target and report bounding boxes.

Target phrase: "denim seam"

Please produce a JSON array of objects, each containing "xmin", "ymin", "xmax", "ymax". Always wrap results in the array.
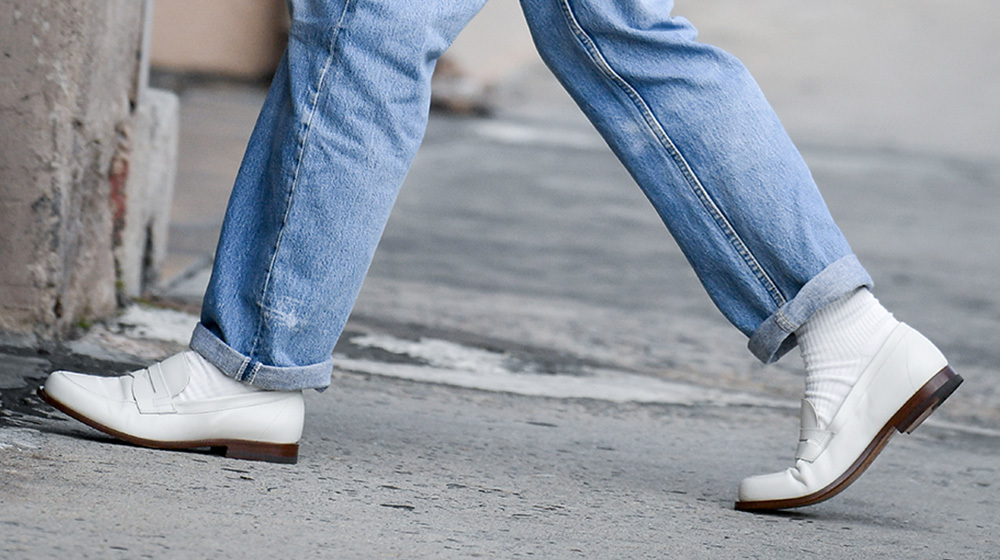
[
  {"xmin": 747, "ymin": 255, "xmax": 872, "ymax": 363},
  {"xmin": 773, "ymin": 309, "xmax": 797, "ymax": 333},
  {"xmin": 235, "ymin": 358, "xmax": 250, "ymax": 381},
  {"xmin": 248, "ymin": 0, "xmax": 355, "ymax": 358},
  {"xmin": 190, "ymin": 323, "xmax": 334, "ymax": 390},
  {"xmin": 246, "ymin": 361, "xmax": 263, "ymax": 385},
  {"xmin": 554, "ymin": 0, "xmax": 786, "ymax": 308}
]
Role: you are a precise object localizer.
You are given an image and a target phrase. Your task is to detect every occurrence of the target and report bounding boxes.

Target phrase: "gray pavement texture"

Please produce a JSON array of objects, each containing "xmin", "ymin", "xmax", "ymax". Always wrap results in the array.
[
  {"xmin": 3, "ymin": 1, "xmax": 1000, "ymax": 558},
  {"xmin": 3, "ymin": 369, "xmax": 999, "ymax": 559}
]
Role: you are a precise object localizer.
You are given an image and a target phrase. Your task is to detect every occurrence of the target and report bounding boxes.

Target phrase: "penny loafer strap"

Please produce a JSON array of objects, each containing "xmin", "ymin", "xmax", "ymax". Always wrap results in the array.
[
  {"xmin": 131, "ymin": 356, "xmax": 192, "ymax": 414},
  {"xmin": 796, "ymin": 427, "xmax": 833, "ymax": 462}
]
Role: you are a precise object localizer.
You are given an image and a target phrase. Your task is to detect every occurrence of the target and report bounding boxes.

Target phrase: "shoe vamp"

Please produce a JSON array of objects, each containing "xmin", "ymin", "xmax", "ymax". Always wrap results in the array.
[
  {"xmin": 131, "ymin": 394, "xmax": 299, "ymax": 443},
  {"xmin": 171, "ymin": 391, "xmax": 296, "ymax": 415},
  {"xmin": 60, "ymin": 371, "xmax": 134, "ymax": 402}
]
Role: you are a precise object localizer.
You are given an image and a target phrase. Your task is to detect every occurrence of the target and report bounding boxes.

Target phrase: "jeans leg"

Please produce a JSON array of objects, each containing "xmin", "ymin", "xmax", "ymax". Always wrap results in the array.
[
  {"xmin": 194, "ymin": 0, "xmax": 488, "ymax": 390},
  {"xmin": 519, "ymin": 0, "xmax": 873, "ymax": 363}
]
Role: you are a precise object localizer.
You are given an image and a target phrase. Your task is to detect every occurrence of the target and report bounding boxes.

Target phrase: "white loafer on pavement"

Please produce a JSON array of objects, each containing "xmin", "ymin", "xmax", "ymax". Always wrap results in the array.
[
  {"xmin": 736, "ymin": 323, "xmax": 962, "ymax": 511},
  {"xmin": 38, "ymin": 352, "xmax": 305, "ymax": 464}
]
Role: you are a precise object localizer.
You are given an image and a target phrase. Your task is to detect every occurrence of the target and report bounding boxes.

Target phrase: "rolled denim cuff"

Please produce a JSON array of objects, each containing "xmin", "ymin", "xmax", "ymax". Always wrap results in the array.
[
  {"xmin": 190, "ymin": 323, "xmax": 332, "ymax": 391},
  {"xmin": 748, "ymin": 254, "xmax": 873, "ymax": 364}
]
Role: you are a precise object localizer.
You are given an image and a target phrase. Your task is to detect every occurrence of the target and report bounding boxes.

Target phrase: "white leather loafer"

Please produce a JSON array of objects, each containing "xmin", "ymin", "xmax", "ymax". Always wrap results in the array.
[
  {"xmin": 38, "ymin": 352, "xmax": 305, "ymax": 464},
  {"xmin": 735, "ymin": 323, "xmax": 962, "ymax": 511}
]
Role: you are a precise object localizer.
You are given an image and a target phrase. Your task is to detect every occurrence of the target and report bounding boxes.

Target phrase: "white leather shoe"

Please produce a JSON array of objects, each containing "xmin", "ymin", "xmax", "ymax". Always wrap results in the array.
[
  {"xmin": 38, "ymin": 352, "xmax": 305, "ymax": 464},
  {"xmin": 736, "ymin": 323, "xmax": 962, "ymax": 511}
]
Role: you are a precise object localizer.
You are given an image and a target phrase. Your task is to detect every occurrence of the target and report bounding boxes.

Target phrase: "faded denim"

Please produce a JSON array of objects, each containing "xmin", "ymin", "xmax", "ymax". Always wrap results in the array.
[{"xmin": 192, "ymin": 0, "xmax": 872, "ymax": 391}]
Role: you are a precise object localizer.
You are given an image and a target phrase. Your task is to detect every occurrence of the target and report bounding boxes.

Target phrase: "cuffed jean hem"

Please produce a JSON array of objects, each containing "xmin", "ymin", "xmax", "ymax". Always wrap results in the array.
[
  {"xmin": 748, "ymin": 254, "xmax": 873, "ymax": 364},
  {"xmin": 189, "ymin": 323, "xmax": 333, "ymax": 391}
]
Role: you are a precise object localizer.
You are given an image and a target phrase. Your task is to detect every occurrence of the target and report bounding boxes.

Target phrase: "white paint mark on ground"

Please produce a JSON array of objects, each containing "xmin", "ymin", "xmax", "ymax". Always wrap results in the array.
[
  {"xmin": 472, "ymin": 120, "xmax": 607, "ymax": 151},
  {"xmin": 116, "ymin": 305, "xmax": 200, "ymax": 346},
  {"xmin": 92, "ymin": 310, "xmax": 999, "ymax": 437},
  {"xmin": 338, "ymin": 333, "xmax": 792, "ymax": 408}
]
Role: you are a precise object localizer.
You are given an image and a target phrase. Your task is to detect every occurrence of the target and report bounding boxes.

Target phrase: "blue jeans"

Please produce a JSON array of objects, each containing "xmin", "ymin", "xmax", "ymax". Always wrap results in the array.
[{"xmin": 191, "ymin": 0, "xmax": 872, "ymax": 390}]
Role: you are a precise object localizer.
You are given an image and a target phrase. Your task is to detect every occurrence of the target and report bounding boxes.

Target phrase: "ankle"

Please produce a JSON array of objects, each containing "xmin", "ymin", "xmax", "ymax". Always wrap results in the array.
[
  {"xmin": 175, "ymin": 351, "xmax": 264, "ymax": 401},
  {"xmin": 797, "ymin": 288, "xmax": 898, "ymax": 425}
]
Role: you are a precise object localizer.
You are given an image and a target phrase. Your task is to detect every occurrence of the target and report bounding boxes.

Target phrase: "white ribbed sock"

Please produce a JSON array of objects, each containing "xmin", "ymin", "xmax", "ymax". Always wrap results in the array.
[
  {"xmin": 175, "ymin": 351, "xmax": 264, "ymax": 402},
  {"xmin": 796, "ymin": 288, "xmax": 898, "ymax": 427}
]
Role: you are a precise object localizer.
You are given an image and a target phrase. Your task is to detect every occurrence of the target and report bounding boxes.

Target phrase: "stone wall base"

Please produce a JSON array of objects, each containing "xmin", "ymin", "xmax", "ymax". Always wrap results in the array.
[{"xmin": 0, "ymin": 1, "xmax": 178, "ymax": 338}]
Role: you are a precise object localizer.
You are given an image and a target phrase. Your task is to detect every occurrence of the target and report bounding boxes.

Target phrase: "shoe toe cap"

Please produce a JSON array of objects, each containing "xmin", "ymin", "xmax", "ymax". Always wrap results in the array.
[
  {"xmin": 42, "ymin": 370, "xmax": 134, "ymax": 423},
  {"xmin": 738, "ymin": 467, "xmax": 810, "ymax": 503}
]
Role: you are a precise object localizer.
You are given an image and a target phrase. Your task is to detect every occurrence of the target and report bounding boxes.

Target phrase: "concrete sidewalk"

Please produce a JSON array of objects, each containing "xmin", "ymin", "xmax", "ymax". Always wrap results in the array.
[
  {"xmin": 1, "ymin": 306, "xmax": 998, "ymax": 559},
  {"xmin": 3, "ymin": 2, "xmax": 1000, "ymax": 558}
]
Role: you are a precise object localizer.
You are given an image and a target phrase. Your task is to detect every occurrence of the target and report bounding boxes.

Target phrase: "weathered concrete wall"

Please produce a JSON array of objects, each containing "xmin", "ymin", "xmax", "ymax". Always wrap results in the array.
[
  {"xmin": 0, "ymin": 0, "xmax": 178, "ymax": 338},
  {"xmin": 115, "ymin": 88, "xmax": 179, "ymax": 297}
]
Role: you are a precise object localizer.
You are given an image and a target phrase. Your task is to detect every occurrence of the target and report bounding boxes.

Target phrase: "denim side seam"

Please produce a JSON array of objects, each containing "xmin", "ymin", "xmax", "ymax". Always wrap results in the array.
[
  {"xmin": 190, "ymin": 323, "xmax": 333, "ymax": 391},
  {"xmin": 554, "ymin": 0, "xmax": 786, "ymax": 309},
  {"xmin": 248, "ymin": 1, "xmax": 355, "ymax": 360},
  {"xmin": 748, "ymin": 254, "xmax": 873, "ymax": 364},
  {"xmin": 244, "ymin": 361, "xmax": 263, "ymax": 385},
  {"xmin": 235, "ymin": 358, "xmax": 250, "ymax": 380}
]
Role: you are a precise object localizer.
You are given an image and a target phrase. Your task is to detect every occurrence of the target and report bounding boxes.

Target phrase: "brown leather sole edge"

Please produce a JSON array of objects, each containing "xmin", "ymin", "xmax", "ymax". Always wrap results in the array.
[
  {"xmin": 735, "ymin": 366, "xmax": 962, "ymax": 512},
  {"xmin": 36, "ymin": 386, "xmax": 299, "ymax": 464}
]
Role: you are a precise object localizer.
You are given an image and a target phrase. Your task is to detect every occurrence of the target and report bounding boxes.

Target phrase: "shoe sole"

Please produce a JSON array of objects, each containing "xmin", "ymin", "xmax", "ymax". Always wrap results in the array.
[
  {"xmin": 36, "ymin": 387, "xmax": 299, "ymax": 464},
  {"xmin": 734, "ymin": 365, "xmax": 962, "ymax": 511}
]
